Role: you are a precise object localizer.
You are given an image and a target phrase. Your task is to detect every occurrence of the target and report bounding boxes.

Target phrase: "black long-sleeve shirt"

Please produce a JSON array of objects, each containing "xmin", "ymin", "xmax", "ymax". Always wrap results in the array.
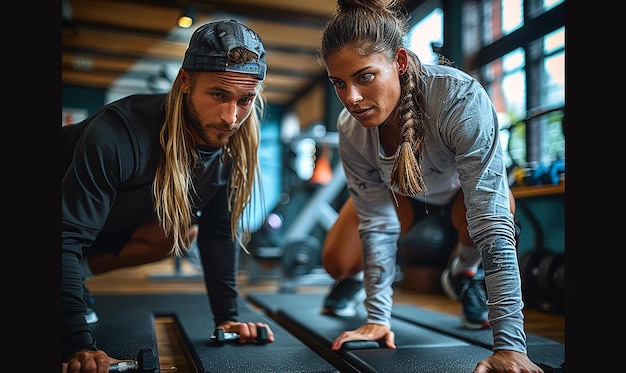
[{"xmin": 62, "ymin": 94, "xmax": 240, "ymax": 361}]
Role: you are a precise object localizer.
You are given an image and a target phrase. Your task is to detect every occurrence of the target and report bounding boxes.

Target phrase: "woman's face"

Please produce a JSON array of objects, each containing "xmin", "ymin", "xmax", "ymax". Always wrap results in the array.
[{"xmin": 325, "ymin": 47, "xmax": 403, "ymax": 128}]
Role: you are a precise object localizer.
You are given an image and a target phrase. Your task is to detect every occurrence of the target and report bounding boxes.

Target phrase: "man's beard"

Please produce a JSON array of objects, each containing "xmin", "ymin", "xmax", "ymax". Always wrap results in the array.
[{"xmin": 184, "ymin": 95, "xmax": 228, "ymax": 148}]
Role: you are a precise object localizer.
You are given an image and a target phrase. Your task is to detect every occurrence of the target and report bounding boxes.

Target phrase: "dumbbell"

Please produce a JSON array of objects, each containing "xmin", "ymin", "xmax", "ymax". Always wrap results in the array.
[
  {"xmin": 211, "ymin": 326, "xmax": 269, "ymax": 345},
  {"xmin": 535, "ymin": 252, "xmax": 565, "ymax": 314},
  {"xmin": 518, "ymin": 248, "xmax": 552, "ymax": 305},
  {"xmin": 281, "ymin": 236, "xmax": 321, "ymax": 278},
  {"xmin": 341, "ymin": 339, "xmax": 387, "ymax": 350},
  {"xmin": 108, "ymin": 348, "xmax": 156, "ymax": 372},
  {"xmin": 537, "ymin": 252, "xmax": 565, "ymax": 299}
]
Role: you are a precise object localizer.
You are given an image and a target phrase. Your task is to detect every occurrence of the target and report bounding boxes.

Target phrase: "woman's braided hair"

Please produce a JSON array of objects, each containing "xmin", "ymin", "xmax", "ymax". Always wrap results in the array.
[{"xmin": 320, "ymin": 0, "xmax": 428, "ymax": 196}]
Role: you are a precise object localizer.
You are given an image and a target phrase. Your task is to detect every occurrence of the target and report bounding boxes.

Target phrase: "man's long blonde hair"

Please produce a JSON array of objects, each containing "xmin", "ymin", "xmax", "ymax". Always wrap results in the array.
[{"xmin": 153, "ymin": 60, "xmax": 264, "ymax": 257}]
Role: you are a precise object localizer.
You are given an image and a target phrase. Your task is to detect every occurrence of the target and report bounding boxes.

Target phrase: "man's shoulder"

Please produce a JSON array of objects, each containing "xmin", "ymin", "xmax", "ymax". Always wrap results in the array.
[
  {"xmin": 109, "ymin": 93, "xmax": 166, "ymax": 112},
  {"xmin": 104, "ymin": 94, "xmax": 167, "ymax": 130}
]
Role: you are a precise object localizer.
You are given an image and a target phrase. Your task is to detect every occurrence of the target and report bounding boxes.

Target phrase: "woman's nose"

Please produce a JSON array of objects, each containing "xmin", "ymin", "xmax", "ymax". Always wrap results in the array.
[{"xmin": 346, "ymin": 86, "xmax": 363, "ymax": 106}]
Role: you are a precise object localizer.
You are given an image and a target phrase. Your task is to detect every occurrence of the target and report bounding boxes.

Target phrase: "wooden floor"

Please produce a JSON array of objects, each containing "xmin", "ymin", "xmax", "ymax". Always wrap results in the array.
[{"xmin": 85, "ymin": 256, "xmax": 565, "ymax": 372}]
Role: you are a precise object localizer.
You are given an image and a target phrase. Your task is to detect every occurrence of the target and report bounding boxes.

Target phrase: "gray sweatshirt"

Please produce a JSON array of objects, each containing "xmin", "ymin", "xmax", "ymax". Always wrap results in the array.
[{"xmin": 337, "ymin": 63, "xmax": 527, "ymax": 353}]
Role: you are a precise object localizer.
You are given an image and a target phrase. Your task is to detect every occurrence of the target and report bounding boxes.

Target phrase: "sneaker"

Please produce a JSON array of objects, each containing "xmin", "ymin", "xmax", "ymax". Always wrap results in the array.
[
  {"xmin": 441, "ymin": 264, "xmax": 489, "ymax": 329},
  {"xmin": 321, "ymin": 278, "xmax": 366, "ymax": 318},
  {"xmin": 83, "ymin": 285, "xmax": 99, "ymax": 325}
]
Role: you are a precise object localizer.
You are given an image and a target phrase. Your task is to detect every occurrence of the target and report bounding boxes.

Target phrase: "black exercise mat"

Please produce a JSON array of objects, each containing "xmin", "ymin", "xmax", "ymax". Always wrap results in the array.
[
  {"xmin": 247, "ymin": 292, "xmax": 495, "ymax": 373},
  {"xmin": 89, "ymin": 295, "xmax": 161, "ymax": 369},
  {"xmin": 91, "ymin": 294, "xmax": 339, "ymax": 373},
  {"xmin": 248, "ymin": 290, "xmax": 365, "ymax": 318},
  {"xmin": 175, "ymin": 308, "xmax": 339, "ymax": 372},
  {"xmin": 346, "ymin": 346, "xmax": 496, "ymax": 373},
  {"xmin": 392, "ymin": 304, "xmax": 565, "ymax": 372},
  {"xmin": 248, "ymin": 293, "xmax": 471, "ymax": 348}
]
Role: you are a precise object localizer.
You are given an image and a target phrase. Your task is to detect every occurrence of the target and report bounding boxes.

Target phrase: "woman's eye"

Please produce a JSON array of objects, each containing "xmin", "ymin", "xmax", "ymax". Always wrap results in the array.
[
  {"xmin": 330, "ymin": 79, "xmax": 345, "ymax": 88},
  {"xmin": 359, "ymin": 73, "xmax": 374, "ymax": 83}
]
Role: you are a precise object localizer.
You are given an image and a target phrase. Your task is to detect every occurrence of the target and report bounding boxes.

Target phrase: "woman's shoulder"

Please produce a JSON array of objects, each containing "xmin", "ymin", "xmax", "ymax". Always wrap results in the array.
[
  {"xmin": 336, "ymin": 108, "xmax": 378, "ymax": 150},
  {"xmin": 336, "ymin": 108, "xmax": 352, "ymax": 132},
  {"xmin": 421, "ymin": 64, "xmax": 488, "ymax": 108},
  {"xmin": 421, "ymin": 63, "xmax": 474, "ymax": 81},
  {"xmin": 337, "ymin": 108, "xmax": 369, "ymax": 137}
]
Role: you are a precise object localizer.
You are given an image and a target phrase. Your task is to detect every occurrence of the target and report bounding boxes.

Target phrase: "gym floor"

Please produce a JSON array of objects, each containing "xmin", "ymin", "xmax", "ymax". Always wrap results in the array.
[{"xmin": 84, "ymin": 257, "xmax": 565, "ymax": 372}]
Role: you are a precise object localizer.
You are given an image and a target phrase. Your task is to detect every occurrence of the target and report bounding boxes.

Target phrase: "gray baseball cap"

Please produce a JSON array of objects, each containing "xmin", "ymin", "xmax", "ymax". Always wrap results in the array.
[{"xmin": 182, "ymin": 19, "xmax": 266, "ymax": 80}]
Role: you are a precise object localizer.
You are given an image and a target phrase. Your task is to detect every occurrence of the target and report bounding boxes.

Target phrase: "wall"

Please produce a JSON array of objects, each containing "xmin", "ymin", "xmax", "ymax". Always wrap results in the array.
[
  {"xmin": 293, "ymin": 82, "xmax": 326, "ymax": 129},
  {"xmin": 514, "ymin": 189, "xmax": 565, "ymax": 256},
  {"xmin": 246, "ymin": 106, "xmax": 284, "ymax": 231},
  {"xmin": 62, "ymin": 85, "xmax": 107, "ymax": 120}
]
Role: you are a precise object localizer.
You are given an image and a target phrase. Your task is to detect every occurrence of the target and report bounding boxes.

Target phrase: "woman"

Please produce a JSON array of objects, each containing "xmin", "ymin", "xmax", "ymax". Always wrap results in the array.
[{"xmin": 318, "ymin": 1, "xmax": 541, "ymax": 372}]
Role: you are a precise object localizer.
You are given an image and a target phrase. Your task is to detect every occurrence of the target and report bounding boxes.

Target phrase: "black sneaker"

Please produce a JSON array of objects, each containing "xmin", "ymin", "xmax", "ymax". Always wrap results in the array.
[
  {"xmin": 83, "ymin": 285, "xmax": 99, "ymax": 325},
  {"xmin": 321, "ymin": 278, "xmax": 365, "ymax": 318},
  {"xmin": 441, "ymin": 263, "xmax": 489, "ymax": 329}
]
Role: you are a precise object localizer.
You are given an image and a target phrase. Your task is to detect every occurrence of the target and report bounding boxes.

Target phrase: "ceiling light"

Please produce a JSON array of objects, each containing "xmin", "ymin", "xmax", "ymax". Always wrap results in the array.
[
  {"xmin": 178, "ymin": 8, "xmax": 197, "ymax": 28},
  {"xmin": 73, "ymin": 55, "xmax": 93, "ymax": 71}
]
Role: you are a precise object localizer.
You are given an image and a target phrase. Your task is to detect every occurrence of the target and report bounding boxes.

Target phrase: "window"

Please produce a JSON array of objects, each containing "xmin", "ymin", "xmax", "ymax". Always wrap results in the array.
[
  {"xmin": 408, "ymin": 0, "xmax": 564, "ymax": 173},
  {"xmin": 481, "ymin": 1, "xmax": 564, "ymax": 170},
  {"xmin": 407, "ymin": 7, "xmax": 443, "ymax": 64},
  {"xmin": 482, "ymin": 48, "xmax": 527, "ymax": 168}
]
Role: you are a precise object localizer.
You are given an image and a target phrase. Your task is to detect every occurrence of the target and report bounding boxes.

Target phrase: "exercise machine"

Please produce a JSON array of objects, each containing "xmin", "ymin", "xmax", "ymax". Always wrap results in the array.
[{"xmin": 246, "ymin": 131, "xmax": 347, "ymax": 291}]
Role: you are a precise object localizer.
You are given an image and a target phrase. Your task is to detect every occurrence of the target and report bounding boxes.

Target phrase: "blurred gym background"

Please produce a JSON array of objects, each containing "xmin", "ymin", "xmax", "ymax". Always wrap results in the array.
[{"xmin": 63, "ymin": 0, "xmax": 565, "ymax": 315}]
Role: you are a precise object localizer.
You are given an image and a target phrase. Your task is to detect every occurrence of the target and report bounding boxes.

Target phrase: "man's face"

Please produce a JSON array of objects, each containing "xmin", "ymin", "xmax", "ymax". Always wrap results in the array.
[{"xmin": 181, "ymin": 69, "xmax": 262, "ymax": 148}]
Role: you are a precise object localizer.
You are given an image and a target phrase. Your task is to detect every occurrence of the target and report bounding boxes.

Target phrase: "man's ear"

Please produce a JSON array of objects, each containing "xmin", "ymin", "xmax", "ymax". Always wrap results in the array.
[{"xmin": 180, "ymin": 68, "xmax": 190, "ymax": 92}]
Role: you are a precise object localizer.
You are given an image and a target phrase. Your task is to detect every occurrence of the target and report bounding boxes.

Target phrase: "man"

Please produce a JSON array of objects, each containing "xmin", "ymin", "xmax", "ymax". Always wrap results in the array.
[{"xmin": 62, "ymin": 19, "xmax": 275, "ymax": 372}]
